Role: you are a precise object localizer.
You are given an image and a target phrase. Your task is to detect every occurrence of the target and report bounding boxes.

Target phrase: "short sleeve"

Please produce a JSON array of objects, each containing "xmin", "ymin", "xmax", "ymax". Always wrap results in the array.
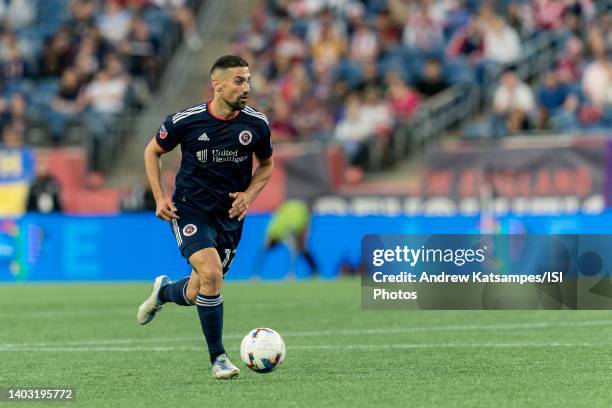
[
  {"xmin": 254, "ymin": 123, "xmax": 273, "ymax": 159},
  {"xmin": 155, "ymin": 115, "xmax": 181, "ymax": 151}
]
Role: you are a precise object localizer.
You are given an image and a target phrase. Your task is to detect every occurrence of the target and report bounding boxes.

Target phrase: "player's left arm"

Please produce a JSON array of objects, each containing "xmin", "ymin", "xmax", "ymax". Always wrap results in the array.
[{"xmin": 229, "ymin": 154, "xmax": 274, "ymax": 221}]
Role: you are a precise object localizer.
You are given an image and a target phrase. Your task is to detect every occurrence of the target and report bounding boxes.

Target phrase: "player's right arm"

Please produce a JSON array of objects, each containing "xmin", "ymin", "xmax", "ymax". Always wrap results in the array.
[{"xmin": 144, "ymin": 118, "xmax": 180, "ymax": 221}]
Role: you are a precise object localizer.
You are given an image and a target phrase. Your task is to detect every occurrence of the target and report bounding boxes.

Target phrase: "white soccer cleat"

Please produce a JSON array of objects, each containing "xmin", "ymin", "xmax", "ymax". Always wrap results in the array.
[
  {"xmin": 137, "ymin": 275, "xmax": 170, "ymax": 325},
  {"xmin": 212, "ymin": 354, "xmax": 241, "ymax": 380}
]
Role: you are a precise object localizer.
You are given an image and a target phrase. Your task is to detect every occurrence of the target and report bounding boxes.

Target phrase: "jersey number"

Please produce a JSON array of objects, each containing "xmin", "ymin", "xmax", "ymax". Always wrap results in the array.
[{"xmin": 222, "ymin": 248, "xmax": 237, "ymax": 271}]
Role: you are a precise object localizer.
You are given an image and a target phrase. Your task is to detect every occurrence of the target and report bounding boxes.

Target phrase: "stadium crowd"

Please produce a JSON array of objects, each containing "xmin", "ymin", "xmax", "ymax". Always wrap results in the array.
[
  {"xmin": 1, "ymin": 0, "xmax": 610, "ymax": 215},
  {"xmin": 232, "ymin": 0, "xmax": 608, "ymax": 169},
  {"xmin": 0, "ymin": 0, "xmax": 202, "ymax": 170}
]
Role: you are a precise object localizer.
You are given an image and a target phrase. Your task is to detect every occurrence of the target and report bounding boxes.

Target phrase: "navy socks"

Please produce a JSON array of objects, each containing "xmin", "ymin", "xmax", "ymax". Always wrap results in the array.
[
  {"xmin": 196, "ymin": 294, "xmax": 225, "ymax": 363},
  {"xmin": 158, "ymin": 277, "xmax": 192, "ymax": 306}
]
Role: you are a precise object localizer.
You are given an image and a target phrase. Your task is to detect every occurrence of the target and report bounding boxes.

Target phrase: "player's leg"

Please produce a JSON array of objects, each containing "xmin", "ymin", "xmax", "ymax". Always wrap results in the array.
[
  {"xmin": 137, "ymin": 216, "xmax": 202, "ymax": 324},
  {"xmin": 296, "ymin": 230, "xmax": 318, "ymax": 276},
  {"xmin": 136, "ymin": 270, "xmax": 198, "ymax": 325},
  {"xmin": 158, "ymin": 269, "xmax": 199, "ymax": 305},
  {"xmin": 189, "ymin": 247, "xmax": 239, "ymax": 379}
]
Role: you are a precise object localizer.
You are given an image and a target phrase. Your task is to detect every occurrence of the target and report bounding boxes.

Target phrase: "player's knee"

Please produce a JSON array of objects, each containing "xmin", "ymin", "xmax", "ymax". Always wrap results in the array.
[{"xmin": 190, "ymin": 250, "xmax": 223, "ymax": 283}]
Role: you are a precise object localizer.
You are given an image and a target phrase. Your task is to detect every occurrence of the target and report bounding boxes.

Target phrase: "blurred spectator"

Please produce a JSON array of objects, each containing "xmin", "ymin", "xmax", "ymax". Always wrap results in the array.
[
  {"xmin": 385, "ymin": 71, "xmax": 421, "ymax": 121},
  {"xmin": 506, "ymin": 1, "xmax": 534, "ymax": 38},
  {"xmin": 40, "ymin": 28, "xmax": 75, "ymax": 77},
  {"xmin": 82, "ymin": 61, "xmax": 128, "ymax": 169},
  {"xmin": 96, "ymin": 0, "xmax": 132, "ymax": 46},
  {"xmin": 362, "ymin": 86, "xmax": 394, "ymax": 135},
  {"xmin": 119, "ymin": 16, "xmax": 160, "ymax": 90},
  {"xmin": 491, "ymin": 69, "xmax": 535, "ymax": 135},
  {"xmin": 271, "ymin": 100, "xmax": 299, "ymax": 142},
  {"xmin": 68, "ymin": 0, "xmax": 98, "ymax": 40},
  {"xmin": 550, "ymin": 93, "xmax": 581, "ymax": 131},
  {"xmin": 536, "ymin": 70, "xmax": 569, "ymax": 128},
  {"xmin": 415, "ymin": 58, "xmax": 450, "ymax": 97},
  {"xmin": 48, "ymin": 69, "xmax": 85, "ymax": 144},
  {"xmin": 0, "ymin": 0, "xmax": 35, "ymax": 31},
  {"xmin": 73, "ymin": 34, "xmax": 102, "ymax": 82},
  {"xmin": 0, "ymin": 34, "xmax": 27, "ymax": 88},
  {"xmin": 150, "ymin": 0, "xmax": 202, "ymax": 50},
  {"xmin": 400, "ymin": 0, "xmax": 444, "ymax": 53},
  {"xmin": 348, "ymin": 17, "xmax": 378, "ymax": 63},
  {"xmin": 482, "ymin": 15, "xmax": 521, "ymax": 65},
  {"xmin": 0, "ymin": 93, "xmax": 27, "ymax": 131},
  {"xmin": 310, "ymin": 16, "xmax": 346, "ymax": 72},
  {"xmin": 581, "ymin": 51, "xmax": 611, "ymax": 109},
  {"xmin": 556, "ymin": 36, "xmax": 586, "ymax": 83},
  {"xmin": 1, "ymin": 122, "xmax": 24, "ymax": 148},
  {"xmin": 533, "ymin": 0, "xmax": 567, "ymax": 31},
  {"xmin": 26, "ymin": 156, "xmax": 62, "ymax": 213},
  {"xmin": 334, "ymin": 94, "xmax": 372, "ymax": 168},
  {"xmin": 447, "ymin": 18, "xmax": 484, "ymax": 62}
]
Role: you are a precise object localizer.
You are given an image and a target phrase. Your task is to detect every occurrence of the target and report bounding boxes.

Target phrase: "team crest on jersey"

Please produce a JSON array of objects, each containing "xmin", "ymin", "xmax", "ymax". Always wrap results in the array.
[
  {"xmin": 239, "ymin": 130, "xmax": 252, "ymax": 145},
  {"xmin": 158, "ymin": 124, "xmax": 168, "ymax": 139},
  {"xmin": 182, "ymin": 224, "xmax": 197, "ymax": 236}
]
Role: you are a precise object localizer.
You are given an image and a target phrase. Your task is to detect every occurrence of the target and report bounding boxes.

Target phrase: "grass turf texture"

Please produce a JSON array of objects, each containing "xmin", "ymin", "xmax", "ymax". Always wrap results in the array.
[{"xmin": 0, "ymin": 278, "xmax": 611, "ymax": 408}]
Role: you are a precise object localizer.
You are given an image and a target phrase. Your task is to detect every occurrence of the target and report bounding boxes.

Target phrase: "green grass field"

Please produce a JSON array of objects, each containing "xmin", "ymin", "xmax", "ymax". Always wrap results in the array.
[{"xmin": 1, "ymin": 278, "xmax": 611, "ymax": 408}]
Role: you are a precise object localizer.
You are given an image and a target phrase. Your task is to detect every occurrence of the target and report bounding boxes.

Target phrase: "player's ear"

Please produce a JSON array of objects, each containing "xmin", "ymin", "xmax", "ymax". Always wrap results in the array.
[{"xmin": 211, "ymin": 78, "xmax": 221, "ymax": 93}]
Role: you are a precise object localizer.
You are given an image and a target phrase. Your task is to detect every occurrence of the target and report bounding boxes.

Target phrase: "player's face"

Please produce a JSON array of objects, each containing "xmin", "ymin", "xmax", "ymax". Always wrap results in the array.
[{"xmin": 221, "ymin": 67, "xmax": 251, "ymax": 111}]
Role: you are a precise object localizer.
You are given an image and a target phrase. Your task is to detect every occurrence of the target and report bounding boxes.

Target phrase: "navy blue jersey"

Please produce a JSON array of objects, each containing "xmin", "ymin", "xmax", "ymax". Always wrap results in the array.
[{"xmin": 155, "ymin": 102, "xmax": 272, "ymax": 231}]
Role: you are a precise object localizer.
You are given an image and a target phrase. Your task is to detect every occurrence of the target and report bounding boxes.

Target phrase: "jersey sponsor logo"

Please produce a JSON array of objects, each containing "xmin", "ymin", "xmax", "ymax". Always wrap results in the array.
[
  {"xmin": 211, "ymin": 149, "xmax": 248, "ymax": 163},
  {"xmin": 196, "ymin": 149, "xmax": 207, "ymax": 163},
  {"xmin": 239, "ymin": 130, "xmax": 253, "ymax": 145},
  {"xmin": 182, "ymin": 224, "xmax": 197, "ymax": 236},
  {"xmin": 158, "ymin": 124, "xmax": 168, "ymax": 139},
  {"xmin": 198, "ymin": 132, "xmax": 209, "ymax": 141}
]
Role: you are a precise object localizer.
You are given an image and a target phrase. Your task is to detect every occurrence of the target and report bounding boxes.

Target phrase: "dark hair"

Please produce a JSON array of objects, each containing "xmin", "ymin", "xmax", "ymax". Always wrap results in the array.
[{"xmin": 210, "ymin": 55, "xmax": 249, "ymax": 77}]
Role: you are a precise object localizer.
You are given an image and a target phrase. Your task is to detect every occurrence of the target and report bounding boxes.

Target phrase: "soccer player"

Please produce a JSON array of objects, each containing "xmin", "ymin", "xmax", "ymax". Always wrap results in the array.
[{"xmin": 137, "ymin": 55, "xmax": 274, "ymax": 379}]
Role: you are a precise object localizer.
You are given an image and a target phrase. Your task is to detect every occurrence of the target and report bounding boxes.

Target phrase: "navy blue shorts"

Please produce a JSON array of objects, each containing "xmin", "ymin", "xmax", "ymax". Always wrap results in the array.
[{"xmin": 169, "ymin": 214, "xmax": 242, "ymax": 276}]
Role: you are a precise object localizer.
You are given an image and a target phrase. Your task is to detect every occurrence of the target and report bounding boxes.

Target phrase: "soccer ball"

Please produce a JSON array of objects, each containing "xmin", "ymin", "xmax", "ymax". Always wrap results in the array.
[{"xmin": 240, "ymin": 328, "xmax": 286, "ymax": 373}]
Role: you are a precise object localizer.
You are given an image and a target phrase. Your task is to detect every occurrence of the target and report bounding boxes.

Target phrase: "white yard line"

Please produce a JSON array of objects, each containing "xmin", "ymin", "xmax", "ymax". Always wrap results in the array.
[
  {"xmin": 0, "ymin": 319, "xmax": 611, "ymax": 350},
  {"xmin": 0, "ymin": 342, "xmax": 606, "ymax": 353}
]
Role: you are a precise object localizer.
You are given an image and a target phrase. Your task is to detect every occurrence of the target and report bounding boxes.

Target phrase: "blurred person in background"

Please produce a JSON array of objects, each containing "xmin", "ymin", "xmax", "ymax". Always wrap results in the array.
[
  {"xmin": 0, "ymin": 121, "xmax": 24, "ymax": 148},
  {"xmin": 262, "ymin": 199, "xmax": 318, "ymax": 277},
  {"xmin": 119, "ymin": 15, "xmax": 161, "ymax": 91},
  {"xmin": 536, "ymin": 69, "xmax": 569, "ymax": 129},
  {"xmin": 334, "ymin": 93, "xmax": 374, "ymax": 169},
  {"xmin": 415, "ymin": 58, "xmax": 450, "ymax": 97},
  {"xmin": 40, "ymin": 27, "xmax": 75, "ymax": 78},
  {"xmin": 385, "ymin": 71, "xmax": 421, "ymax": 122},
  {"xmin": 48, "ymin": 68, "xmax": 85, "ymax": 144},
  {"xmin": 150, "ymin": 0, "xmax": 202, "ymax": 49},
  {"xmin": 81, "ymin": 60, "xmax": 128, "ymax": 169},
  {"xmin": 0, "ymin": 0, "xmax": 35, "ymax": 31},
  {"xmin": 26, "ymin": 155, "xmax": 62, "ymax": 213},
  {"xmin": 0, "ymin": 93, "xmax": 27, "ymax": 132},
  {"xmin": 96, "ymin": 0, "xmax": 132, "ymax": 47},
  {"xmin": 491, "ymin": 68, "xmax": 535, "ymax": 136}
]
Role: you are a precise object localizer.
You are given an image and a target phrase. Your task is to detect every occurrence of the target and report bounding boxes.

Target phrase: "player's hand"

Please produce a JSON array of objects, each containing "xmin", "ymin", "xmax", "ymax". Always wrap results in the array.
[
  {"xmin": 229, "ymin": 191, "xmax": 253, "ymax": 221},
  {"xmin": 155, "ymin": 197, "xmax": 179, "ymax": 221}
]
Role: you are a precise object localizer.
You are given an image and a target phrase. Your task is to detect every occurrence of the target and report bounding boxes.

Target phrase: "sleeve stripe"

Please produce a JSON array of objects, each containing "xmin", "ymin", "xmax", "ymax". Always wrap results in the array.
[
  {"xmin": 172, "ymin": 103, "xmax": 207, "ymax": 123},
  {"xmin": 172, "ymin": 107, "xmax": 207, "ymax": 124},
  {"xmin": 241, "ymin": 108, "xmax": 269, "ymax": 125}
]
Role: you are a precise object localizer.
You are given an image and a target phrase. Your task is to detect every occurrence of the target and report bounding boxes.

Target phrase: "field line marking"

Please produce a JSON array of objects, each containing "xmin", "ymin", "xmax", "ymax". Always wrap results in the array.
[
  {"xmin": 0, "ymin": 342, "xmax": 607, "ymax": 353},
  {"xmin": 1, "ymin": 319, "xmax": 612, "ymax": 350}
]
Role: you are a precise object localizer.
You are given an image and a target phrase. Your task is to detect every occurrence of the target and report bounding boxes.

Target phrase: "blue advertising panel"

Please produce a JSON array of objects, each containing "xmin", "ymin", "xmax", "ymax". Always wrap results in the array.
[{"xmin": 1, "ymin": 212, "xmax": 612, "ymax": 282}]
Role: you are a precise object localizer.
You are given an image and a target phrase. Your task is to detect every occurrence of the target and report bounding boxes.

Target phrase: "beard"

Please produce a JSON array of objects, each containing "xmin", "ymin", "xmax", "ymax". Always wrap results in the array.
[{"xmin": 225, "ymin": 95, "xmax": 248, "ymax": 111}]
